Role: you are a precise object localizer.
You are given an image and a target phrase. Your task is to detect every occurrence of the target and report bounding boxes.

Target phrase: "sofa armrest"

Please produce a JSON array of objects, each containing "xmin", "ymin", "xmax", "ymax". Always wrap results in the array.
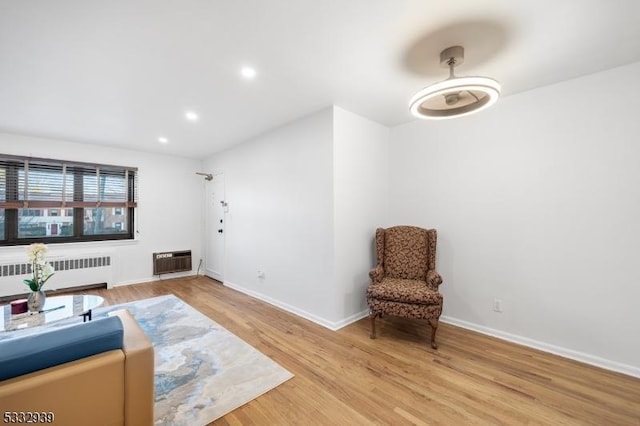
[
  {"xmin": 369, "ymin": 265, "xmax": 384, "ymax": 283},
  {"xmin": 426, "ymin": 270, "xmax": 443, "ymax": 290},
  {"xmin": 109, "ymin": 309, "xmax": 154, "ymax": 426}
]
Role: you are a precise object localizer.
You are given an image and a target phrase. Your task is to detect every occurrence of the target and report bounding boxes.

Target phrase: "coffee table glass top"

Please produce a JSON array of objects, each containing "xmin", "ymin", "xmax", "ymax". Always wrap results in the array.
[{"xmin": 0, "ymin": 294, "xmax": 104, "ymax": 332}]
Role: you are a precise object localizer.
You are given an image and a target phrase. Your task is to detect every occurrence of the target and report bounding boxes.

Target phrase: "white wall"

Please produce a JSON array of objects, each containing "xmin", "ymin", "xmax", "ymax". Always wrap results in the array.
[
  {"xmin": 203, "ymin": 108, "xmax": 336, "ymax": 324},
  {"xmin": 0, "ymin": 132, "xmax": 204, "ymax": 288},
  {"xmin": 333, "ymin": 106, "xmax": 389, "ymax": 325},
  {"xmin": 388, "ymin": 61, "xmax": 640, "ymax": 376},
  {"xmin": 204, "ymin": 106, "xmax": 391, "ymax": 328}
]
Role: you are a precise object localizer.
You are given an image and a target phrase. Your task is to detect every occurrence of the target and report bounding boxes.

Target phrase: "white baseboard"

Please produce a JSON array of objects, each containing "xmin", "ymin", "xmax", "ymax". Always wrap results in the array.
[
  {"xmin": 440, "ymin": 315, "xmax": 640, "ymax": 379},
  {"xmin": 334, "ymin": 309, "xmax": 370, "ymax": 330},
  {"xmin": 224, "ymin": 280, "xmax": 368, "ymax": 331},
  {"xmin": 114, "ymin": 271, "xmax": 196, "ymax": 287},
  {"xmin": 204, "ymin": 268, "xmax": 222, "ymax": 282}
]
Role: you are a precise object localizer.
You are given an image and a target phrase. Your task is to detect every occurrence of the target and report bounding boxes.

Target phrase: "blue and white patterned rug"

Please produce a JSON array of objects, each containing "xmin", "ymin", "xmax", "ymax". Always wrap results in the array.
[{"xmin": 3, "ymin": 295, "xmax": 294, "ymax": 425}]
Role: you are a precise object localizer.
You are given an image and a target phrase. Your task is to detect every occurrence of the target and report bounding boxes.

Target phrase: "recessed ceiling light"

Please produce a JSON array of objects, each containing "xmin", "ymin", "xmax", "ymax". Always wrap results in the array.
[
  {"xmin": 158, "ymin": 137, "xmax": 169, "ymax": 144},
  {"xmin": 240, "ymin": 67, "xmax": 257, "ymax": 79},
  {"xmin": 185, "ymin": 111, "xmax": 199, "ymax": 121}
]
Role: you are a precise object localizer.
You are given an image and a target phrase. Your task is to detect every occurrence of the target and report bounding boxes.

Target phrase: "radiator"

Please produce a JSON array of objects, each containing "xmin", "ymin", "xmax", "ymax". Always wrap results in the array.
[
  {"xmin": 153, "ymin": 250, "xmax": 192, "ymax": 275},
  {"xmin": 0, "ymin": 254, "xmax": 114, "ymax": 298}
]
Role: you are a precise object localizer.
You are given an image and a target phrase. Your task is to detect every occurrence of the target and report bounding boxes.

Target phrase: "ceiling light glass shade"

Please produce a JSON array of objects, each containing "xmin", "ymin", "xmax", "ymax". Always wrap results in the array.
[{"xmin": 410, "ymin": 76, "xmax": 501, "ymax": 120}]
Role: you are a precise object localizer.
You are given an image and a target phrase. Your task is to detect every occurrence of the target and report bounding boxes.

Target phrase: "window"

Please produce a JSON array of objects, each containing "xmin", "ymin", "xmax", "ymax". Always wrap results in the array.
[
  {"xmin": 21, "ymin": 209, "xmax": 42, "ymax": 217},
  {"xmin": 0, "ymin": 155, "xmax": 137, "ymax": 246}
]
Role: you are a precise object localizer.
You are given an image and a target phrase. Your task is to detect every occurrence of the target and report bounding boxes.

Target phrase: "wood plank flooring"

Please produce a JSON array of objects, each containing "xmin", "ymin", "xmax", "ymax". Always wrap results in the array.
[{"xmin": 83, "ymin": 276, "xmax": 640, "ymax": 425}]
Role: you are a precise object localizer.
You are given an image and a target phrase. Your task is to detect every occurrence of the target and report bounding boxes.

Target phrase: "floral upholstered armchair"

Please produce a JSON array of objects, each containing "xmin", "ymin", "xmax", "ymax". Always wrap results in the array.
[{"xmin": 366, "ymin": 226, "xmax": 443, "ymax": 349}]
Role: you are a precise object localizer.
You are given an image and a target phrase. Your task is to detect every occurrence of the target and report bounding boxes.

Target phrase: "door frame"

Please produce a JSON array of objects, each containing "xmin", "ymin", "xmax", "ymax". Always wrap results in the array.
[{"xmin": 205, "ymin": 172, "xmax": 225, "ymax": 281}]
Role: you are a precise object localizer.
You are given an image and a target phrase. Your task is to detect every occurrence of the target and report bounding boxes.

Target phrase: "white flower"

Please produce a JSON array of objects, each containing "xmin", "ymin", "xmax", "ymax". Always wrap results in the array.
[
  {"xmin": 24, "ymin": 243, "xmax": 55, "ymax": 291},
  {"xmin": 26, "ymin": 243, "xmax": 48, "ymax": 262},
  {"xmin": 42, "ymin": 262, "xmax": 55, "ymax": 278}
]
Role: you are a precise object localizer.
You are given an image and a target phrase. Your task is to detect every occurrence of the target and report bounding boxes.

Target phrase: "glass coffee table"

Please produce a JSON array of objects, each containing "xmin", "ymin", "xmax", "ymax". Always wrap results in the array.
[{"xmin": 0, "ymin": 294, "xmax": 104, "ymax": 332}]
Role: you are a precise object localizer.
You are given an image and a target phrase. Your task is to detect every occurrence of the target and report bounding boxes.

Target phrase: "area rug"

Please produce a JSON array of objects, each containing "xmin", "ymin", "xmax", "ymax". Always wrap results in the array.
[{"xmin": 2, "ymin": 295, "xmax": 294, "ymax": 425}]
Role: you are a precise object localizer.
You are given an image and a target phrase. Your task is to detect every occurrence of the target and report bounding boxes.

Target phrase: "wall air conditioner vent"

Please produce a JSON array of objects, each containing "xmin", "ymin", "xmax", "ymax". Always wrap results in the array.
[{"xmin": 153, "ymin": 250, "xmax": 192, "ymax": 275}]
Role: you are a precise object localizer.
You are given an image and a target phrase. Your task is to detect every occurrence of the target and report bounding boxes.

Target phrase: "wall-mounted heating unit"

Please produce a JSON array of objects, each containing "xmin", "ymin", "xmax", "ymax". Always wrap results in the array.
[
  {"xmin": 153, "ymin": 250, "xmax": 192, "ymax": 275},
  {"xmin": 0, "ymin": 253, "xmax": 114, "ymax": 298}
]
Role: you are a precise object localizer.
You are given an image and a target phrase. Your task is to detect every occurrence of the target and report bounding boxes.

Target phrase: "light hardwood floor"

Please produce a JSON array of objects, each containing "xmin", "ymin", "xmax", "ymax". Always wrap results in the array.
[{"xmin": 83, "ymin": 276, "xmax": 640, "ymax": 425}]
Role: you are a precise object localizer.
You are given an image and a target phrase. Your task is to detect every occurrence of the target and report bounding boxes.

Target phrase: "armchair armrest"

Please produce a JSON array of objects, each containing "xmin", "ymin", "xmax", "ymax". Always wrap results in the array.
[
  {"xmin": 426, "ymin": 270, "xmax": 443, "ymax": 290},
  {"xmin": 369, "ymin": 265, "xmax": 384, "ymax": 283}
]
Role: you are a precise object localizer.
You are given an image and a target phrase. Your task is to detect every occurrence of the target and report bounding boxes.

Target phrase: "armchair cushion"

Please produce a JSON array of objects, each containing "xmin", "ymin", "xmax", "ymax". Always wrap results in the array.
[
  {"xmin": 368, "ymin": 298, "xmax": 443, "ymax": 321},
  {"xmin": 383, "ymin": 226, "xmax": 429, "ymax": 280},
  {"xmin": 367, "ymin": 278, "xmax": 442, "ymax": 305}
]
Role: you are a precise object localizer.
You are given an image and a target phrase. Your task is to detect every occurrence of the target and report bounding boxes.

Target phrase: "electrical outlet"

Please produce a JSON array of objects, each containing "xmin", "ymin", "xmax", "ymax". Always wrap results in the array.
[
  {"xmin": 493, "ymin": 298, "xmax": 503, "ymax": 313},
  {"xmin": 257, "ymin": 270, "xmax": 265, "ymax": 279}
]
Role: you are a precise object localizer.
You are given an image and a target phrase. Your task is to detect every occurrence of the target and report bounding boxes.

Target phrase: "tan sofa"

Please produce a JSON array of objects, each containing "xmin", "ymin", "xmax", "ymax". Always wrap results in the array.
[{"xmin": 0, "ymin": 310, "xmax": 154, "ymax": 426}]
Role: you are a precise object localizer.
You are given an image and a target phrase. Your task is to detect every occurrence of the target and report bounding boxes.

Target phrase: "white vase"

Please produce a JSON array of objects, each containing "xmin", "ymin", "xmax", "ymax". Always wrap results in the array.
[{"xmin": 27, "ymin": 290, "xmax": 46, "ymax": 313}]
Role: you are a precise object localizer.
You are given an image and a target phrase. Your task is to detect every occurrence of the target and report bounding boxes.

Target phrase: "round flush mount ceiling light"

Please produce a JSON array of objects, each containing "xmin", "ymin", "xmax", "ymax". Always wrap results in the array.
[
  {"xmin": 158, "ymin": 136, "xmax": 169, "ymax": 144},
  {"xmin": 409, "ymin": 46, "xmax": 500, "ymax": 120}
]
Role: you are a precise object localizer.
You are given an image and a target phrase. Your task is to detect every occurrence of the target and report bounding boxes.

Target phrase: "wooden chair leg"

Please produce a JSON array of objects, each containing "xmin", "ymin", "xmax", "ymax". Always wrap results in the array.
[
  {"xmin": 370, "ymin": 313, "xmax": 377, "ymax": 339},
  {"xmin": 429, "ymin": 319, "xmax": 438, "ymax": 349}
]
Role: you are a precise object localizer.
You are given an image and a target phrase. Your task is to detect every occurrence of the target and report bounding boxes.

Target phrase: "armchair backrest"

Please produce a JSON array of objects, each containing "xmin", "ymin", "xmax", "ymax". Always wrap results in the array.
[{"xmin": 376, "ymin": 226, "xmax": 437, "ymax": 280}]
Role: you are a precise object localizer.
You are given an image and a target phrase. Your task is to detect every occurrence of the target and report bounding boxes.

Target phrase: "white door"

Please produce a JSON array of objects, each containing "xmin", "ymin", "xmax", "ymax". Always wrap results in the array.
[{"xmin": 205, "ymin": 173, "xmax": 225, "ymax": 281}]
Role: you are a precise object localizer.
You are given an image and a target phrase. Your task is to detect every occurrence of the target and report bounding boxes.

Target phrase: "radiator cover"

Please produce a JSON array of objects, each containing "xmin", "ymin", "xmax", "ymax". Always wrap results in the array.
[{"xmin": 0, "ymin": 254, "xmax": 114, "ymax": 298}]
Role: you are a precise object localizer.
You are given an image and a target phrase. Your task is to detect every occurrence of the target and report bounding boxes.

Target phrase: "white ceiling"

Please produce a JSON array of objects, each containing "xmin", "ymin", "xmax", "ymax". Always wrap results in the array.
[{"xmin": 1, "ymin": 0, "xmax": 639, "ymax": 159}]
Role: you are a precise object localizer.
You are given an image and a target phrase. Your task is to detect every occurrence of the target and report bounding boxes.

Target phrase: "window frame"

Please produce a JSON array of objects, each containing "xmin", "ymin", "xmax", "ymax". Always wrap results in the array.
[{"xmin": 0, "ymin": 154, "xmax": 137, "ymax": 246}]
